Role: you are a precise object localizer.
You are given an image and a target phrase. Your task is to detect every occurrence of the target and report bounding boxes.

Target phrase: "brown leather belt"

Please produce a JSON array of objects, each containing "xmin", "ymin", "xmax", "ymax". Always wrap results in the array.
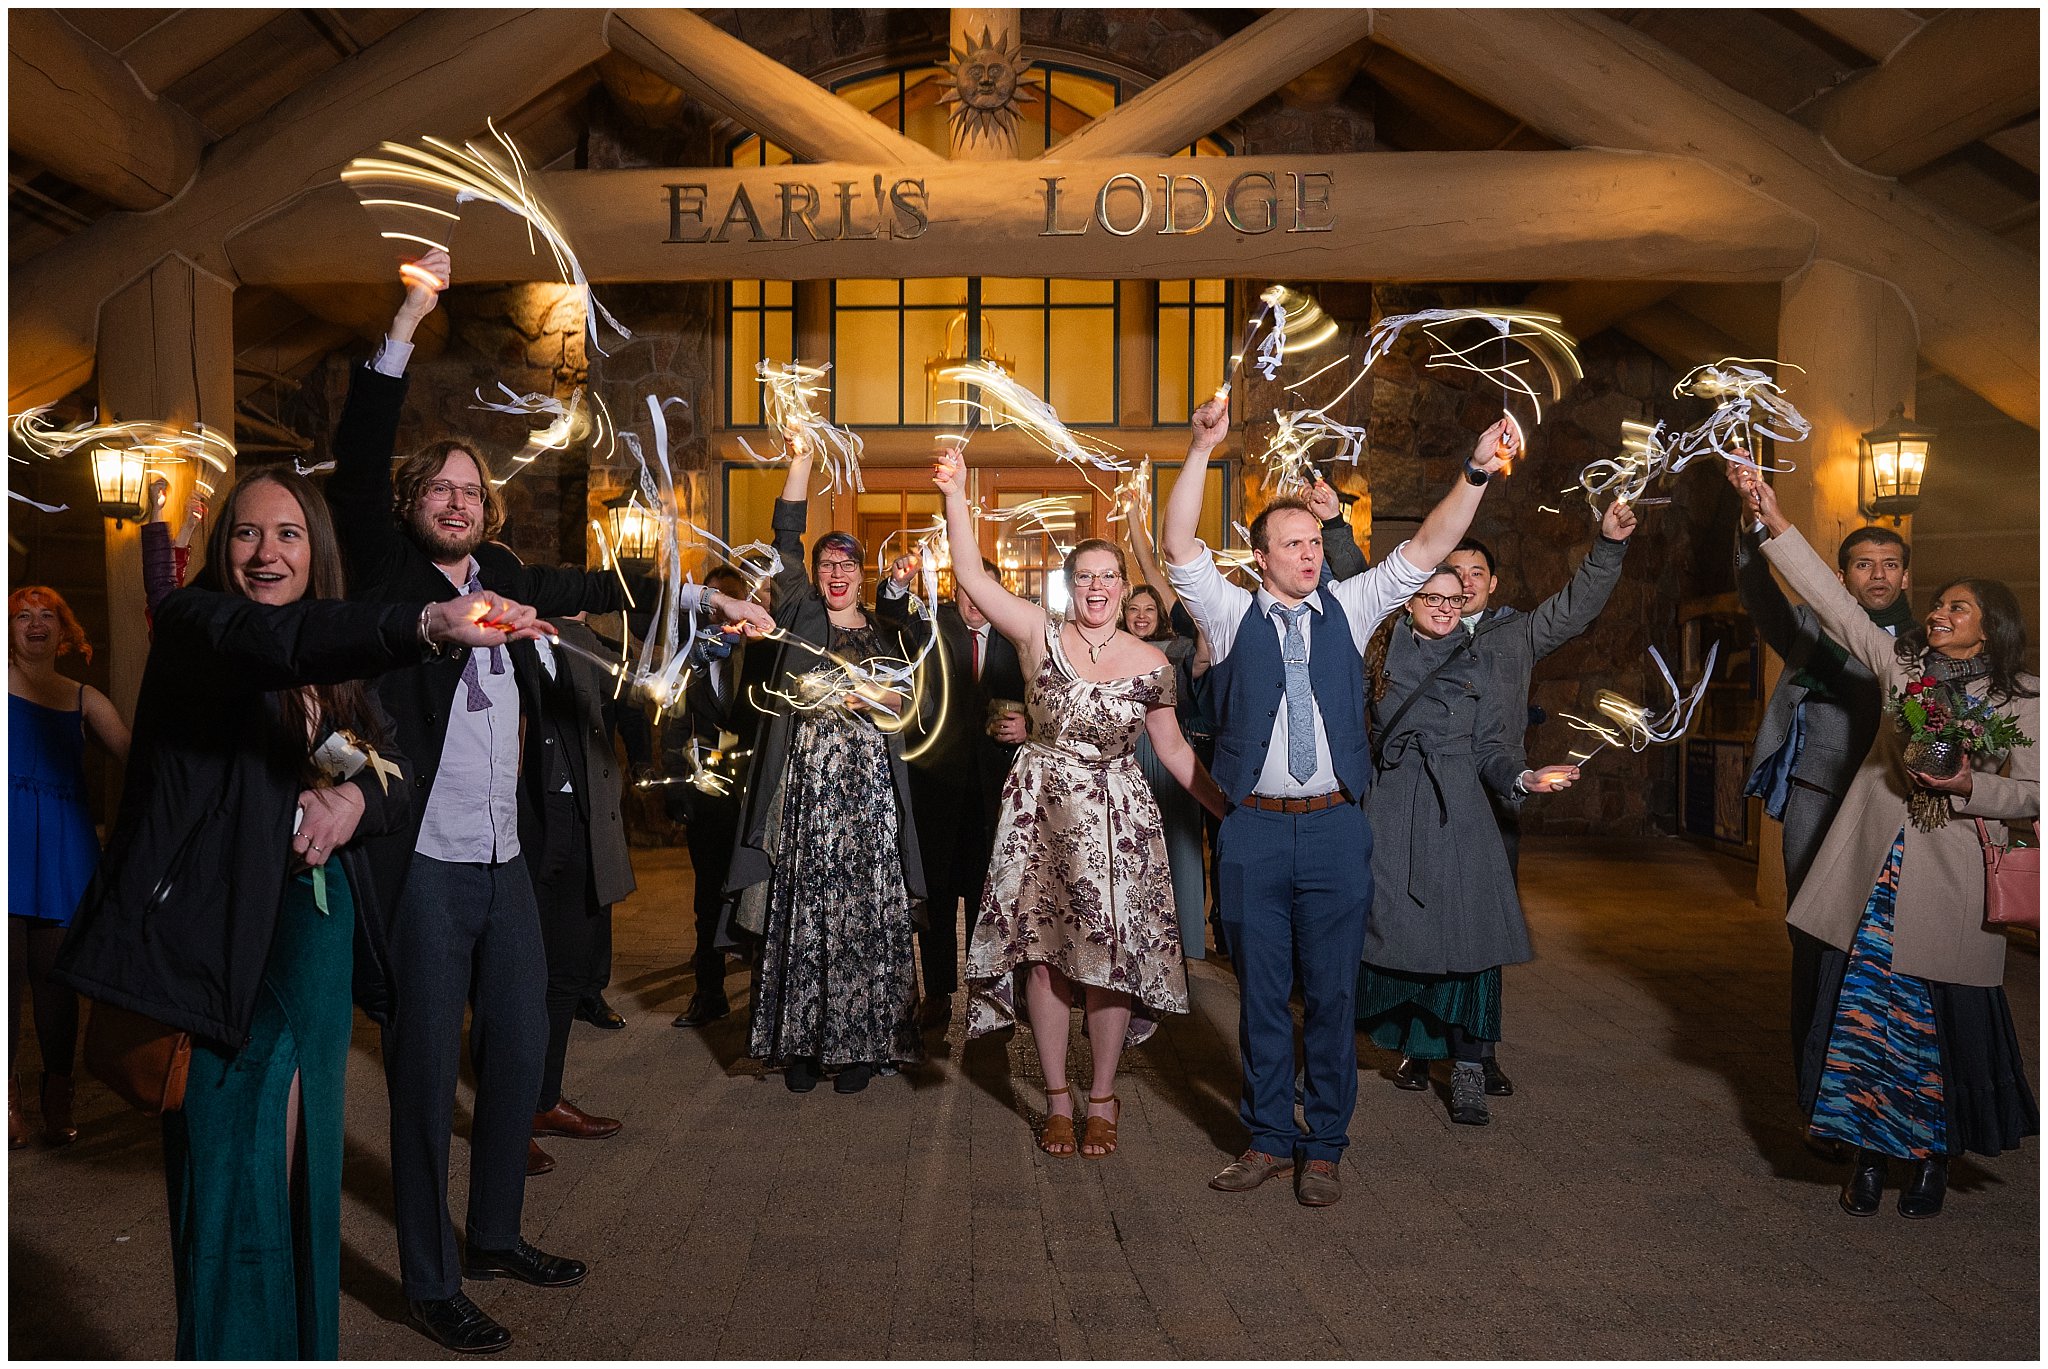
[{"xmin": 1241, "ymin": 790, "xmax": 1347, "ymax": 814}]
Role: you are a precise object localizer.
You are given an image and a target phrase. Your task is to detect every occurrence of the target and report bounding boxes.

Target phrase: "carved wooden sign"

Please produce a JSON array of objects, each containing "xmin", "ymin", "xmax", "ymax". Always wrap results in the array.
[{"xmin": 227, "ymin": 151, "xmax": 1816, "ymax": 286}]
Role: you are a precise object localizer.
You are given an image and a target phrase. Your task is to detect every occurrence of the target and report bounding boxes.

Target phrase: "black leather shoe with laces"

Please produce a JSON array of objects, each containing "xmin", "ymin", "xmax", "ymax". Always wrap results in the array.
[
  {"xmin": 409, "ymin": 1293, "xmax": 512, "ymax": 1354},
  {"xmin": 462, "ymin": 1238, "xmax": 588, "ymax": 1288}
]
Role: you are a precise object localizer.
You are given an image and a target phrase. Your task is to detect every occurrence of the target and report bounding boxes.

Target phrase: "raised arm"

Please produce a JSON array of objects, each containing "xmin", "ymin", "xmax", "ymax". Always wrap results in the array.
[
  {"xmin": 1401, "ymin": 418, "xmax": 1518, "ymax": 571},
  {"xmin": 1742, "ymin": 474, "xmax": 1900, "ymax": 680},
  {"xmin": 933, "ymin": 448, "xmax": 1045, "ymax": 649},
  {"xmin": 1524, "ymin": 500, "xmax": 1634, "ymax": 660},
  {"xmin": 1309, "ymin": 479, "xmax": 1366, "ymax": 580},
  {"xmin": 1120, "ymin": 485, "xmax": 1178, "ymax": 612},
  {"xmin": 768, "ymin": 435, "xmax": 817, "ymax": 609},
  {"xmin": 1161, "ymin": 397, "xmax": 1229, "ymax": 568}
]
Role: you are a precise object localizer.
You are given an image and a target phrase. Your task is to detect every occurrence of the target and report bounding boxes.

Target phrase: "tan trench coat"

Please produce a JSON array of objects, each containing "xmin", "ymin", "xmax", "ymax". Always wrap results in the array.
[{"xmin": 1762, "ymin": 527, "xmax": 2039, "ymax": 987}]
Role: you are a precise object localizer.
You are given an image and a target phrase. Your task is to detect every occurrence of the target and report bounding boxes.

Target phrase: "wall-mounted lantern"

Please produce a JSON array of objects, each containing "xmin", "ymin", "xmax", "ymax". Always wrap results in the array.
[{"xmin": 1859, "ymin": 403, "xmax": 1934, "ymax": 523}]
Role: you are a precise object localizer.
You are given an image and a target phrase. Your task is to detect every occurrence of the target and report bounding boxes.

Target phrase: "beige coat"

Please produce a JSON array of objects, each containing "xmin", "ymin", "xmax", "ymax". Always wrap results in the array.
[{"xmin": 1762, "ymin": 527, "xmax": 2038, "ymax": 986}]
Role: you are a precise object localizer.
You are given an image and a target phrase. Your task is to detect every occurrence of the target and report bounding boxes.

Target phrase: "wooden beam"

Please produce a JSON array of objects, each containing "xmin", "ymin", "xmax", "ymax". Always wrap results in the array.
[
  {"xmin": 9, "ymin": 8, "xmax": 612, "ymax": 411},
  {"xmin": 223, "ymin": 150, "xmax": 1817, "ymax": 287},
  {"xmin": 1049, "ymin": 9, "xmax": 1376, "ymax": 160},
  {"xmin": 1368, "ymin": 8, "xmax": 2037, "ymax": 426},
  {"xmin": 1519, "ymin": 281, "xmax": 1678, "ymax": 342},
  {"xmin": 1803, "ymin": 9, "xmax": 2041, "ymax": 177},
  {"xmin": 602, "ymin": 9, "xmax": 939, "ymax": 165},
  {"xmin": 1792, "ymin": 9, "xmax": 1923, "ymax": 63},
  {"xmin": 274, "ymin": 283, "xmax": 449, "ymax": 358},
  {"xmin": 1359, "ymin": 44, "xmax": 1555, "ymax": 152},
  {"xmin": 1984, "ymin": 118, "xmax": 2039, "ymax": 173},
  {"xmin": 1614, "ymin": 301, "xmax": 1749, "ymax": 375},
  {"xmin": 117, "ymin": 9, "xmax": 285, "ymax": 93},
  {"xmin": 9, "ymin": 10, "xmax": 207, "ymax": 210}
]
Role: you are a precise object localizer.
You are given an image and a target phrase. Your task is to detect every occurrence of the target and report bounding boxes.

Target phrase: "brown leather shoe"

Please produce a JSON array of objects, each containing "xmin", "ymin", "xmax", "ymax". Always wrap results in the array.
[
  {"xmin": 1295, "ymin": 1158, "xmax": 1341, "ymax": 1207},
  {"xmin": 527, "ymin": 1140, "xmax": 556, "ymax": 1177},
  {"xmin": 1209, "ymin": 1149, "xmax": 1294, "ymax": 1192},
  {"xmin": 532, "ymin": 1098, "xmax": 621, "ymax": 1140}
]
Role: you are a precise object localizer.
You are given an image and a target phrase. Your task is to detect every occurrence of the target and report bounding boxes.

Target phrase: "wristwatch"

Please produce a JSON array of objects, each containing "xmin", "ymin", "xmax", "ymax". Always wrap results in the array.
[{"xmin": 1463, "ymin": 460, "xmax": 1491, "ymax": 487}]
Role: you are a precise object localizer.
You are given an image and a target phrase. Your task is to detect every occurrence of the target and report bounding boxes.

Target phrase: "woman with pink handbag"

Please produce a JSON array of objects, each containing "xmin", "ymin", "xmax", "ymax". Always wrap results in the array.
[{"xmin": 1733, "ymin": 464, "xmax": 2037, "ymax": 1221}]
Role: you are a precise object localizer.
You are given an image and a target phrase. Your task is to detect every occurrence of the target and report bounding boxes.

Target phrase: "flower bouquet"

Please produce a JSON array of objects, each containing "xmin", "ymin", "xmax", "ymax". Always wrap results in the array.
[{"xmin": 1888, "ymin": 675, "xmax": 2034, "ymax": 830}]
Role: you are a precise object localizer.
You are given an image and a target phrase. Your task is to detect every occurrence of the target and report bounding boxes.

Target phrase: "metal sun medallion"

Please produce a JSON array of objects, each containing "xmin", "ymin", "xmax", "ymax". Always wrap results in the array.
[{"xmin": 939, "ymin": 27, "xmax": 1037, "ymax": 147}]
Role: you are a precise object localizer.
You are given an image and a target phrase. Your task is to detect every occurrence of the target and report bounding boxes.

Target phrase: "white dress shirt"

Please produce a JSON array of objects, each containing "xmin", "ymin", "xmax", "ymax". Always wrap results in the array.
[{"xmin": 1167, "ymin": 542, "xmax": 1433, "ymax": 797}]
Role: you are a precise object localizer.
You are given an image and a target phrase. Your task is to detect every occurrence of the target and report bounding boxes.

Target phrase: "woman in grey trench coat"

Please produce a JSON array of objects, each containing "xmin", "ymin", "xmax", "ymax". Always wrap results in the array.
[{"xmin": 1357, "ymin": 567, "xmax": 1580, "ymax": 1126}]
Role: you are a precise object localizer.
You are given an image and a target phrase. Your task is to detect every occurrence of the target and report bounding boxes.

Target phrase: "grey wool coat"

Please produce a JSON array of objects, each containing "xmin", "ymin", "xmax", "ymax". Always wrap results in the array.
[
  {"xmin": 1325, "ymin": 516, "xmax": 1626, "ymax": 865},
  {"xmin": 1362, "ymin": 624, "xmax": 1532, "ymax": 975},
  {"xmin": 1763, "ymin": 527, "xmax": 2038, "ymax": 987}
]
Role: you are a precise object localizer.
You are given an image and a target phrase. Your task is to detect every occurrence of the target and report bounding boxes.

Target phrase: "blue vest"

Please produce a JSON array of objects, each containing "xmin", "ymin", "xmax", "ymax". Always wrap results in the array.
[{"xmin": 1206, "ymin": 590, "xmax": 1370, "ymax": 805}]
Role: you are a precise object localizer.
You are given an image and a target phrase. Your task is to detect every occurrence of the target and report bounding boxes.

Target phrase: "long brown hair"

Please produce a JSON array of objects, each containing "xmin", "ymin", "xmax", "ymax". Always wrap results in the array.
[{"xmin": 191, "ymin": 468, "xmax": 387, "ymax": 772}]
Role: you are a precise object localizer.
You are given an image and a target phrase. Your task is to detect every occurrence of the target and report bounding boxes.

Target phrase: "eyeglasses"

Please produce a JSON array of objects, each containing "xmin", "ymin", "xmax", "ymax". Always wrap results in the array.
[
  {"xmin": 1072, "ymin": 571, "xmax": 1123, "ymax": 586},
  {"xmin": 1413, "ymin": 592, "xmax": 1470, "ymax": 609},
  {"xmin": 815, "ymin": 559, "xmax": 860, "ymax": 575},
  {"xmin": 423, "ymin": 479, "xmax": 486, "ymax": 506}
]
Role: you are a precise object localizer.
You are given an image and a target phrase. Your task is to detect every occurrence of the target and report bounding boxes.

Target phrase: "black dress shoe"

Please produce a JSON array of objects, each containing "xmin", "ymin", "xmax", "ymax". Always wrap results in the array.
[
  {"xmin": 1481, "ymin": 1056, "xmax": 1515, "ymax": 1097},
  {"xmin": 834, "ymin": 1063, "xmax": 874, "ymax": 1094},
  {"xmin": 1898, "ymin": 1154, "xmax": 1949, "ymax": 1219},
  {"xmin": 1393, "ymin": 1056, "xmax": 1431, "ymax": 1091},
  {"xmin": 408, "ymin": 1293, "xmax": 512, "ymax": 1354},
  {"xmin": 671, "ymin": 994, "xmax": 731, "ymax": 1028},
  {"xmin": 462, "ymin": 1237, "xmax": 588, "ymax": 1288},
  {"xmin": 784, "ymin": 1057, "xmax": 821, "ymax": 1093},
  {"xmin": 575, "ymin": 995, "xmax": 626, "ymax": 1030},
  {"xmin": 1840, "ymin": 1149, "xmax": 1886, "ymax": 1216}
]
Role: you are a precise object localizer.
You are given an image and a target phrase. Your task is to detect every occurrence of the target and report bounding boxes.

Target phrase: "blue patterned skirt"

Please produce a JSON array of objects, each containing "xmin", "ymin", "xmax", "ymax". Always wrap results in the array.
[{"xmin": 1808, "ymin": 830, "xmax": 1948, "ymax": 1160}]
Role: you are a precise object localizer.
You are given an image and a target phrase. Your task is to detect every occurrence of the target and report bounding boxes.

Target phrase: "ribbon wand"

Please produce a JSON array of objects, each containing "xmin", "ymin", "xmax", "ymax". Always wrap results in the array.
[{"xmin": 1215, "ymin": 308, "xmax": 1268, "ymax": 400}]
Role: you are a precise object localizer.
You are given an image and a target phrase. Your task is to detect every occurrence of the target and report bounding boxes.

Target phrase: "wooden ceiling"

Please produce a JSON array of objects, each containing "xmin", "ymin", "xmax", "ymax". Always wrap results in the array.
[{"xmin": 8, "ymin": 7, "xmax": 2038, "ymax": 437}]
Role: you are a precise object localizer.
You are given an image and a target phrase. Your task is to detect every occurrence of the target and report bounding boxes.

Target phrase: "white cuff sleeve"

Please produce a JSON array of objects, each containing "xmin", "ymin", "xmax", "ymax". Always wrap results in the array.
[{"xmin": 370, "ymin": 337, "xmax": 414, "ymax": 377}]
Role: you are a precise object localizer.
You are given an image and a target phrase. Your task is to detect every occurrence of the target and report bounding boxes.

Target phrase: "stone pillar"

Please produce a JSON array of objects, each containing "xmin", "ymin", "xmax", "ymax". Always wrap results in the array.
[
  {"xmin": 948, "ymin": 9, "xmax": 1023, "ymax": 160},
  {"xmin": 1757, "ymin": 258, "xmax": 1917, "ymax": 911},
  {"xmin": 96, "ymin": 254, "xmax": 236, "ymax": 723}
]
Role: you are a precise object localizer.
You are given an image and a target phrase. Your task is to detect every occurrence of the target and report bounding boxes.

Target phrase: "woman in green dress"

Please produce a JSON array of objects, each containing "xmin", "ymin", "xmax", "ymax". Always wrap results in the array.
[{"xmin": 57, "ymin": 469, "xmax": 550, "ymax": 1358}]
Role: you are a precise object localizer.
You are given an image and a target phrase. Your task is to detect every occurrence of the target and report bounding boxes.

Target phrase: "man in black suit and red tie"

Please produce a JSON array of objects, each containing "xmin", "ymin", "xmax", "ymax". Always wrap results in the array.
[{"xmin": 877, "ymin": 557, "xmax": 1026, "ymax": 1028}]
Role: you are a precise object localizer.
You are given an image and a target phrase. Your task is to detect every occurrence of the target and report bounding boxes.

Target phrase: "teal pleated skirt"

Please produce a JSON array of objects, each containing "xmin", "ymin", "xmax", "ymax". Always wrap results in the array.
[
  {"xmin": 162, "ymin": 868, "xmax": 354, "ymax": 1361},
  {"xmin": 1356, "ymin": 962, "xmax": 1502, "ymax": 1061}
]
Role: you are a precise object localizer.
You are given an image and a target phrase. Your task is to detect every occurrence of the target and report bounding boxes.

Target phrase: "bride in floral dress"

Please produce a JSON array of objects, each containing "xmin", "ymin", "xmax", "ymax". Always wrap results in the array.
[{"xmin": 931, "ymin": 449, "xmax": 1229, "ymax": 1158}]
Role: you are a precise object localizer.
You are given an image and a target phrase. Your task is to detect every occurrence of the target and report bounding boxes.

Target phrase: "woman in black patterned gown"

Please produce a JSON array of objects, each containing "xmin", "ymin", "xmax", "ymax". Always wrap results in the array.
[{"xmin": 727, "ymin": 434, "xmax": 926, "ymax": 1094}]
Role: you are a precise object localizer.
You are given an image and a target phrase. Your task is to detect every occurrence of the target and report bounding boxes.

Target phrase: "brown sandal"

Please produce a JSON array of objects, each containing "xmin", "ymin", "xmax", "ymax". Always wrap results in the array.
[
  {"xmin": 1038, "ymin": 1085, "xmax": 1076, "ymax": 1157},
  {"xmin": 1081, "ymin": 1094, "xmax": 1120, "ymax": 1158}
]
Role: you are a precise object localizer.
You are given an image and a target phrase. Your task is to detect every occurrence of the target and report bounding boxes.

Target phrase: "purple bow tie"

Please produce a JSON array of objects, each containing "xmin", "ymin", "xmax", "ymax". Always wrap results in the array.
[{"xmin": 457, "ymin": 570, "xmax": 505, "ymax": 711}]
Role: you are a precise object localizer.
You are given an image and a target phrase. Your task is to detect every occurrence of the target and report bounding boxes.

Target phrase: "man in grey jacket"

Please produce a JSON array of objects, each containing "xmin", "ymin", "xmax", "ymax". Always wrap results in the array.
[
  {"xmin": 1322, "ymin": 489, "xmax": 1634, "ymax": 1095},
  {"xmin": 1736, "ymin": 520, "xmax": 1913, "ymax": 1078}
]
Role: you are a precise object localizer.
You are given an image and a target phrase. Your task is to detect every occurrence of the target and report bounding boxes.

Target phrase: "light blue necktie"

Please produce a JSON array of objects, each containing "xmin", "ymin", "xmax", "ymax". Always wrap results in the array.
[{"xmin": 1272, "ymin": 602, "xmax": 1316, "ymax": 783}]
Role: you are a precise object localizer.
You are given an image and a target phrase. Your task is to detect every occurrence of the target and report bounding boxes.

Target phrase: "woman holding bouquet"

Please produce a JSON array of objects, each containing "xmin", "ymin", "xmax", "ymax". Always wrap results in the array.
[{"xmin": 1734, "ymin": 464, "xmax": 2037, "ymax": 1219}]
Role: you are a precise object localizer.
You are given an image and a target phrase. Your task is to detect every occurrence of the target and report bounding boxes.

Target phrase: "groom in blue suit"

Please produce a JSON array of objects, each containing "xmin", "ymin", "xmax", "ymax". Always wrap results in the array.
[{"xmin": 1162, "ymin": 397, "xmax": 1516, "ymax": 1206}]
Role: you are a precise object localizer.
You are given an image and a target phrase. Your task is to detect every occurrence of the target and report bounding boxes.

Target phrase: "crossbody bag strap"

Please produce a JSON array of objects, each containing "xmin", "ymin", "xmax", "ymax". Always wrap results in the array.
[{"xmin": 1371, "ymin": 615, "xmax": 1511, "ymax": 762}]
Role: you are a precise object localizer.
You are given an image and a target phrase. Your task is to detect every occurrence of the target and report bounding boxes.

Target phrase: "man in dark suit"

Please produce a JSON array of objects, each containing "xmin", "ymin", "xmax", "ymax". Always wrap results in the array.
[
  {"xmin": 325, "ymin": 252, "xmax": 770, "ymax": 1354},
  {"xmin": 522, "ymin": 615, "xmax": 638, "ymax": 1174},
  {"xmin": 670, "ymin": 567, "xmax": 754, "ymax": 1028},
  {"xmin": 876, "ymin": 556, "xmax": 1025, "ymax": 1028},
  {"xmin": 1737, "ymin": 518, "xmax": 1912, "ymax": 1077}
]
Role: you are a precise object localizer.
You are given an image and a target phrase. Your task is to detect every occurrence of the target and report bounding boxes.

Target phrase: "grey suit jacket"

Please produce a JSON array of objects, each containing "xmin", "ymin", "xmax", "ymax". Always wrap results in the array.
[{"xmin": 1736, "ymin": 530, "xmax": 1882, "ymax": 799}]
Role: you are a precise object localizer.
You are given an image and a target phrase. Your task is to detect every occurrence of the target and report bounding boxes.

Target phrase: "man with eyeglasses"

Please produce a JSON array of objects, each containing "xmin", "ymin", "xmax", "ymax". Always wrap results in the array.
[
  {"xmin": 325, "ymin": 250, "xmax": 771, "ymax": 1354},
  {"xmin": 1323, "ymin": 492, "xmax": 1635, "ymax": 1096},
  {"xmin": 1161, "ymin": 396, "xmax": 1516, "ymax": 1207}
]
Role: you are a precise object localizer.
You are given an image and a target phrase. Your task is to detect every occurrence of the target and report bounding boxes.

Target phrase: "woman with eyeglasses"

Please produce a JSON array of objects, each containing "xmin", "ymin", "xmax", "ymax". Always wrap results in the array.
[
  {"xmin": 728, "ymin": 433, "xmax": 927, "ymax": 1095},
  {"xmin": 933, "ymin": 449, "xmax": 1228, "ymax": 1158},
  {"xmin": 1355, "ymin": 566, "xmax": 1582, "ymax": 1127}
]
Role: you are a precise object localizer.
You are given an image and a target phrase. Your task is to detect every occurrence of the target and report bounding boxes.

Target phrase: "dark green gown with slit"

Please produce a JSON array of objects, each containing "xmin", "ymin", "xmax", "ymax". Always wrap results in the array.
[{"xmin": 162, "ymin": 868, "xmax": 354, "ymax": 1361}]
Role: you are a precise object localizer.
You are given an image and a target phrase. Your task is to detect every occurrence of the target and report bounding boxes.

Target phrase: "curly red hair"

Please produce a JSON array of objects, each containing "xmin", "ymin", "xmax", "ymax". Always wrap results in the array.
[{"xmin": 8, "ymin": 586, "xmax": 92, "ymax": 663}]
